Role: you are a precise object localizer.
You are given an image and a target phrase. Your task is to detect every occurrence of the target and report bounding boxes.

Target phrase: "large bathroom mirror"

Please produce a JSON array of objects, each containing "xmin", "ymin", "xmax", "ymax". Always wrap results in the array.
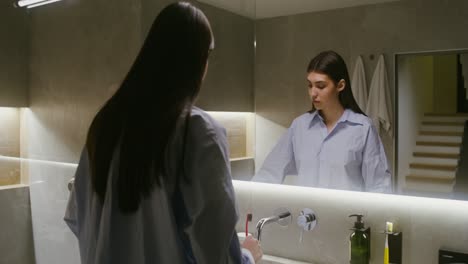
[
  {"xmin": 243, "ymin": 0, "xmax": 468, "ymax": 200},
  {"xmin": 2, "ymin": 0, "xmax": 468, "ymax": 207}
]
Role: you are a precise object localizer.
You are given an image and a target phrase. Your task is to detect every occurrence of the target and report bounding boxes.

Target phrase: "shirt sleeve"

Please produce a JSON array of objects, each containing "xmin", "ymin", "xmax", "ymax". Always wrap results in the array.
[
  {"xmin": 251, "ymin": 125, "xmax": 297, "ymax": 184},
  {"xmin": 361, "ymin": 124, "xmax": 392, "ymax": 193},
  {"xmin": 64, "ymin": 148, "xmax": 90, "ymax": 238},
  {"xmin": 241, "ymin": 248, "xmax": 255, "ymax": 264},
  {"xmin": 180, "ymin": 114, "xmax": 242, "ymax": 264}
]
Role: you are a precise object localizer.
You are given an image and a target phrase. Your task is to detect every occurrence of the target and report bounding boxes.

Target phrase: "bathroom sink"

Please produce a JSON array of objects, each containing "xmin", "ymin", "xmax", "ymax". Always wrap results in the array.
[
  {"xmin": 237, "ymin": 233, "xmax": 312, "ymax": 263},
  {"xmin": 261, "ymin": 254, "xmax": 312, "ymax": 264}
]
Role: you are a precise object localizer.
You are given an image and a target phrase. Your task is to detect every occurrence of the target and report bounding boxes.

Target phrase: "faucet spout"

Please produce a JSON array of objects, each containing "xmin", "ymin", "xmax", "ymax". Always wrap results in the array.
[{"xmin": 255, "ymin": 211, "xmax": 291, "ymax": 241}]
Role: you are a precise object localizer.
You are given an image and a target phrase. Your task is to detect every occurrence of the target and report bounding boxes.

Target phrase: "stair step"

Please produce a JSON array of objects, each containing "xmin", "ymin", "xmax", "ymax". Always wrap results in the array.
[
  {"xmin": 410, "ymin": 167, "xmax": 457, "ymax": 177},
  {"xmin": 423, "ymin": 116, "xmax": 468, "ymax": 123},
  {"xmin": 402, "ymin": 189, "xmax": 454, "ymax": 198},
  {"xmin": 403, "ymin": 179, "xmax": 455, "ymax": 195},
  {"xmin": 420, "ymin": 125, "xmax": 464, "ymax": 132},
  {"xmin": 413, "ymin": 152, "xmax": 460, "ymax": 159},
  {"xmin": 406, "ymin": 174, "xmax": 455, "ymax": 184},
  {"xmin": 417, "ymin": 135, "xmax": 462, "ymax": 143},
  {"xmin": 425, "ymin": 113, "xmax": 468, "ymax": 117},
  {"xmin": 416, "ymin": 141, "xmax": 461, "ymax": 147},
  {"xmin": 412, "ymin": 157, "xmax": 458, "ymax": 166},
  {"xmin": 420, "ymin": 131, "xmax": 463, "ymax": 137},
  {"xmin": 422, "ymin": 121, "xmax": 465, "ymax": 126},
  {"xmin": 410, "ymin": 163, "xmax": 457, "ymax": 171},
  {"xmin": 403, "ymin": 112, "xmax": 466, "ymax": 197},
  {"xmin": 414, "ymin": 145, "xmax": 460, "ymax": 154}
]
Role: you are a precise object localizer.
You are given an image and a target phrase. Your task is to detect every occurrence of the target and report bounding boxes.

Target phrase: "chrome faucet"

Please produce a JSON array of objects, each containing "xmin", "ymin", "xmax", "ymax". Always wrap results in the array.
[{"xmin": 256, "ymin": 209, "xmax": 291, "ymax": 241}]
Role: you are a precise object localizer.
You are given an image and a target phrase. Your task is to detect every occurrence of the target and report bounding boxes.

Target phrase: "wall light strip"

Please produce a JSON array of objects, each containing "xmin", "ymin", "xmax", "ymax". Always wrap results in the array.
[
  {"xmin": 26, "ymin": 0, "xmax": 62, "ymax": 8},
  {"xmin": 16, "ymin": 0, "xmax": 62, "ymax": 8},
  {"xmin": 0, "ymin": 155, "xmax": 78, "ymax": 168},
  {"xmin": 16, "ymin": 0, "xmax": 47, "ymax": 7}
]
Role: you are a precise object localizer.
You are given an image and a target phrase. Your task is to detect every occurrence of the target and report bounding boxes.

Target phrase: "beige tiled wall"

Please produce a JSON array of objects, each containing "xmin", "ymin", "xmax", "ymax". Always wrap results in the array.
[
  {"xmin": 208, "ymin": 112, "xmax": 256, "ymax": 181},
  {"xmin": 0, "ymin": 108, "xmax": 21, "ymax": 186},
  {"xmin": 208, "ymin": 112, "xmax": 255, "ymax": 159}
]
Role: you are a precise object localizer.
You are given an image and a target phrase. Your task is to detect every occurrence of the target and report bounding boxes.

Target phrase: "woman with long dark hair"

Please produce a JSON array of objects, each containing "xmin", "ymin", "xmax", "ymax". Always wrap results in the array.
[
  {"xmin": 252, "ymin": 51, "xmax": 391, "ymax": 193},
  {"xmin": 65, "ymin": 2, "xmax": 262, "ymax": 263}
]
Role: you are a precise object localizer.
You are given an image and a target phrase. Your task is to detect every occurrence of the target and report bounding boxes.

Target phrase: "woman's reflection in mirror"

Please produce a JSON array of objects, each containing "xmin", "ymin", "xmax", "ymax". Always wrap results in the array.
[{"xmin": 252, "ymin": 50, "xmax": 392, "ymax": 193}]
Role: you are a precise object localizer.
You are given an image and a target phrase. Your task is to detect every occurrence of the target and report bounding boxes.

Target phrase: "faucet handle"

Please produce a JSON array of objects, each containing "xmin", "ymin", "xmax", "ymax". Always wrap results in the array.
[
  {"xmin": 297, "ymin": 208, "xmax": 317, "ymax": 231},
  {"xmin": 297, "ymin": 208, "xmax": 317, "ymax": 243}
]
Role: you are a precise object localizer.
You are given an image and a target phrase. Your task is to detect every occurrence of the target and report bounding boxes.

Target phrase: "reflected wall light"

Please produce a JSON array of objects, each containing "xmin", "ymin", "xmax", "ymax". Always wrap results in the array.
[{"xmin": 15, "ymin": 0, "xmax": 63, "ymax": 8}]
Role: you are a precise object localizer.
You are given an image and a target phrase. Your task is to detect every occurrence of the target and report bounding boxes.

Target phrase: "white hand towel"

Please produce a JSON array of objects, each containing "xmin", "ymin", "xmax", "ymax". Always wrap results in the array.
[
  {"xmin": 366, "ymin": 54, "xmax": 393, "ymax": 137},
  {"xmin": 351, "ymin": 56, "xmax": 368, "ymax": 111}
]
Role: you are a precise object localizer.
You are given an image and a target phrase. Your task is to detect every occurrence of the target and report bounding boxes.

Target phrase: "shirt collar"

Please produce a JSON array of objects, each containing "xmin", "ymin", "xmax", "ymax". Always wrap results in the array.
[{"xmin": 308, "ymin": 109, "xmax": 363, "ymax": 129}]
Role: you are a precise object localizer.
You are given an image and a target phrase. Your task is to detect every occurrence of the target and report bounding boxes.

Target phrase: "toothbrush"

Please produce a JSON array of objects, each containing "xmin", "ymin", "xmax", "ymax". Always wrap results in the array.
[
  {"xmin": 245, "ymin": 213, "xmax": 252, "ymax": 237},
  {"xmin": 384, "ymin": 235, "xmax": 389, "ymax": 264},
  {"xmin": 384, "ymin": 222, "xmax": 393, "ymax": 264}
]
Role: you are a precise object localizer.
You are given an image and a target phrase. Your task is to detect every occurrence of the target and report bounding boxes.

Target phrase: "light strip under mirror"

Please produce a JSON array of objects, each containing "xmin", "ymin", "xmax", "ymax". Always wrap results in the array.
[{"xmin": 234, "ymin": 179, "xmax": 468, "ymax": 207}]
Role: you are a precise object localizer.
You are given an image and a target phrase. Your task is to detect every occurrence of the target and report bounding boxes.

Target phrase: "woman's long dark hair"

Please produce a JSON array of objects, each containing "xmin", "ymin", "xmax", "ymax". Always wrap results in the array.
[
  {"xmin": 307, "ymin": 50, "xmax": 365, "ymax": 115},
  {"xmin": 86, "ymin": 2, "xmax": 214, "ymax": 213}
]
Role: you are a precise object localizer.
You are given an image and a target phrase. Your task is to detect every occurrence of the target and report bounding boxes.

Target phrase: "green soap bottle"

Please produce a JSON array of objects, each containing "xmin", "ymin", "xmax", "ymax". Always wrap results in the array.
[{"xmin": 349, "ymin": 214, "xmax": 370, "ymax": 264}]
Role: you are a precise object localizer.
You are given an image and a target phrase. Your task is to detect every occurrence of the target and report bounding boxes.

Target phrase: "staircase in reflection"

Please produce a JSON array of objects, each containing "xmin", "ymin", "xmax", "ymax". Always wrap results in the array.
[{"xmin": 404, "ymin": 113, "xmax": 468, "ymax": 199}]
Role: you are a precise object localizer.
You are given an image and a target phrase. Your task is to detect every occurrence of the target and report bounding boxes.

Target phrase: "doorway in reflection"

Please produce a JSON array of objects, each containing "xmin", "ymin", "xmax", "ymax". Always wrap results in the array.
[{"xmin": 396, "ymin": 50, "xmax": 468, "ymax": 200}]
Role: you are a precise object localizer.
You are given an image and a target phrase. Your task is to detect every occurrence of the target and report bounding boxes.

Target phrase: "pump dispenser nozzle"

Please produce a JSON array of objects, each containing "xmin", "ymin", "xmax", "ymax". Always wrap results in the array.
[{"xmin": 349, "ymin": 214, "xmax": 365, "ymax": 230}]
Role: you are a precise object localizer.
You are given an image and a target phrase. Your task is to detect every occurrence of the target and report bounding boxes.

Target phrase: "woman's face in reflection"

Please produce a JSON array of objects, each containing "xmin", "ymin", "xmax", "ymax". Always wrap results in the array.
[{"xmin": 307, "ymin": 71, "xmax": 344, "ymax": 111}]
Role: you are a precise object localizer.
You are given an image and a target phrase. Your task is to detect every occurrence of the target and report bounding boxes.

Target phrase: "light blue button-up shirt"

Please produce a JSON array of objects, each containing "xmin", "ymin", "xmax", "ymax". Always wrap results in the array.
[
  {"xmin": 64, "ymin": 107, "xmax": 254, "ymax": 264},
  {"xmin": 252, "ymin": 109, "xmax": 392, "ymax": 193}
]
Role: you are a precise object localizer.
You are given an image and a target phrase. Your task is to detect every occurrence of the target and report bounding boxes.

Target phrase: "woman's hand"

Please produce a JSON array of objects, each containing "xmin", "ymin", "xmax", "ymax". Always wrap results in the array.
[{"xmin": 242, "ymin": 235, "xmax": 263, "ymax": 263}]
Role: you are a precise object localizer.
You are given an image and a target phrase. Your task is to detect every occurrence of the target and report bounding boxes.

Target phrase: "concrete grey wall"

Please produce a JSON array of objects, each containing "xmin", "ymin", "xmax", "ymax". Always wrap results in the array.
[
  {"xmin": 0, "ymin": 2, "xmax": 29, "ymax": 107},
  {"xmin": 0, "ymin": 186, "xmax": 35, "ymax": 264},
  {"xmin": 26, "ymin": 0, "xmax": 254, "ymax": 165},
  {"xmin": 196, "ymin": 3, "xmax": 255, "ymax": 112},
  {"xmin": 140, "ymin": 0, "xmax": 175, "ymax": 41},
  {"xmin": 254, "ymin": 0, "xmax": 468, "ymax": 183},
  {"xmin": 142, "ymin": 1, "xmax": 255, "ymax": 112},
  {"xmin": 28, "ymin": 0, "xmax": 142, "ymax": 164}
]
